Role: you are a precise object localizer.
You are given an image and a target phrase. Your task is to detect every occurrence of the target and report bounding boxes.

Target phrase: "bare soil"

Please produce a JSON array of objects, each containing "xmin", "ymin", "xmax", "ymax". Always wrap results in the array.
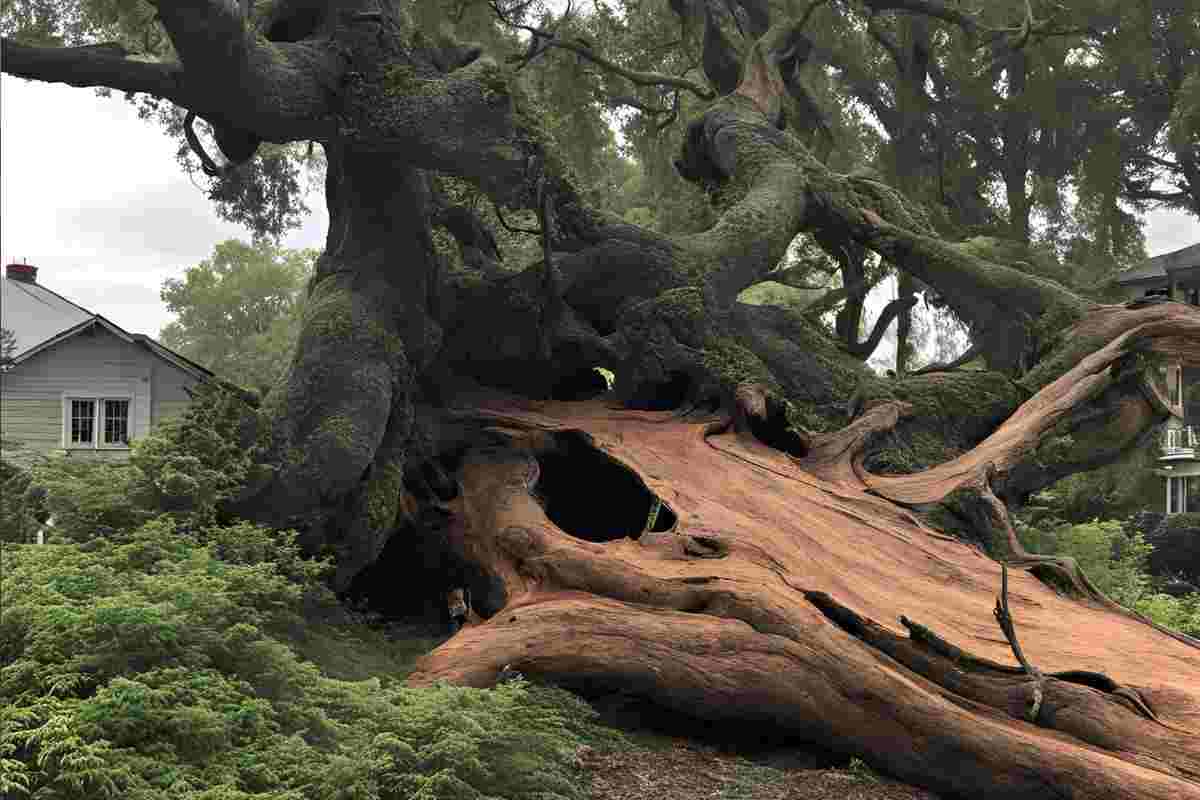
[
  {"xmin": 579, "ymin": 693, "xmax": 941, "ymax": 800},
  {"xmin": 580, "ymin": 734, "xmax": 940, "ymax": 800}
]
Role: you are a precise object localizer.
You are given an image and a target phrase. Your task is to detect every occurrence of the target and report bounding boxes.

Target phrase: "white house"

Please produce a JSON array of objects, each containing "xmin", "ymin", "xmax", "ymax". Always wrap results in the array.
[
  {"xmin": 0, "ymin": 262, "xmax": 212, "ymax": 464},
  {"xmin": 1115, "ymin": 243, "xmax": 1200, "ymax": 515}
]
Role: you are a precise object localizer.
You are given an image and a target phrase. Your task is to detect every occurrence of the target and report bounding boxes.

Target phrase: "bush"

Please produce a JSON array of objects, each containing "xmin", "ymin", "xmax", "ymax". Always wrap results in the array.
[
  {"xmin": 27, "ymin": 457, "xmax": 153, "ymax": 543},
  {"xmin": 1052, "ymin": 520, "xmax": 1152, "ymax": 606},
  {"xmin": 0, "ymin": 457, "xmax": 40, "ymax": 543},
  {"xmin": 0, "ymin": 520, "xmax": 613, "ymax": 799},
  {"xmin": 130, "ymin": 382, "xmax": 271, "ymax": 522},
  {"xmin": 6, "ymin": 383, "xmax": 270, "ymax": 548},
  {"xmin": 1016, "ymin": 517, "xmax": 1200, "ymax": 638},
  {"xmin": 1146, "ymin": 512, "xmax": 1200, "ymax": 584},
  {"xmin": 1, "ymin": 385, "xmax": 621, "ymax": 798}
]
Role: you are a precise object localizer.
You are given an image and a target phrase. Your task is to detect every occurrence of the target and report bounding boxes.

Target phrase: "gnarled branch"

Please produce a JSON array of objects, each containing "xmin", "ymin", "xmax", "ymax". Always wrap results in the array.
[
  {"xmin": 0, "ymin": 39, "xmax": 184, "ymax": 99},
  {"xmin": 843, "ymin": 295, "xmax": 918, "ymax": 359}
]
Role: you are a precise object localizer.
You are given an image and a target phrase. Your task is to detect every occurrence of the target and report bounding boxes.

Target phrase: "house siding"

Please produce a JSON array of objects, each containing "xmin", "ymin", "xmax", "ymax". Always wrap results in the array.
[
  {"xmin": 0, "ymin": 326, "xmax": 203, "ymax": 461},
  {"xmin": 153, "ymin": 400, "xmax": 193, "ymax": 426},
  {"xmin": 0, "ymin": 398, "xmax": 62, "ymax": 458},
  {"xmin": 150, "ymin": 354, "xmax": 199, "ymax": 427}
]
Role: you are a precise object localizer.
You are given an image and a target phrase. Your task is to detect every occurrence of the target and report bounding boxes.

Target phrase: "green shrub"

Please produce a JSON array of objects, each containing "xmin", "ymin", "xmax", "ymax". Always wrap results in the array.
[
  {"xmin": 10, "ymin": 383, "xmax": 270, "ymax": 547},
  {"xmin": 130, "ymin": 382, "xmax": 270, "ymax": 521},
  {"xmin": 1016, "ymin": 517, "xmax": 1200, "ymax": 637},
  {"xmin": 0, "ymin": 457, "xmax": 39, "ymax": 543},
  {"xmin": 1, "ymin": 385, "xmax": 619, "ymax": 798},
  {"xmin": 0, "ymin": 519, "xmax": 612, "ymax": 799},
  {"xmin": 1132, "ymin": 592, "xmax": 1200, "ymax": 637},
  {"xmin": 1052, "ymin": 520, "xmax": 1152, "ymax": 606},
  {"xmin": 28, "ymin": 457, "xmax": 153, "ymax": 543}
]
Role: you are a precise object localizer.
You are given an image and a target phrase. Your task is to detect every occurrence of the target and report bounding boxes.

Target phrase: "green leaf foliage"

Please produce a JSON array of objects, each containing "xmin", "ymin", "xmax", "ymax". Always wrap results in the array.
[
  {"xmin": 1, "ymin": 380, "xmax": 617, "ymax": 798},
  {"xmin": 0, "ymin": 457, "xmax": 42, "ymax": 543},
  {"xmin": 6, "ymin": 380, "xmax": 273, "ymax": 545},
  {"xmin": 1, "ymin": 512, "xmax": 613, "ymax": 799},
  {"xmin": 159, "ymin": 239, "xmax": 316, "ymax": 394},
  {"xmin": 1016, "ymin": 516, "xmax": 1200, "ymax": 637}
]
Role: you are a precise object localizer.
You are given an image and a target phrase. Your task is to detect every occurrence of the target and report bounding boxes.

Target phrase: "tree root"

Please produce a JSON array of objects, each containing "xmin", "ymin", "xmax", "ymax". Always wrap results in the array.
[{"xmin": 804, "ymin": 588, "xmax": 1199, "ymax": 774}]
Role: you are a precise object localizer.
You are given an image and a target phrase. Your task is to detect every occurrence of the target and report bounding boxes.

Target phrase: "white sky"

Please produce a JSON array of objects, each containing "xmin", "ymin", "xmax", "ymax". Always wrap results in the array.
[
  {"xmin": 0, "ymin": 76, "xmax": 327, "ymax": 338},
  {"xmin": 2, "ymin": 72, "xmax": 1199, "ymax": 341}
]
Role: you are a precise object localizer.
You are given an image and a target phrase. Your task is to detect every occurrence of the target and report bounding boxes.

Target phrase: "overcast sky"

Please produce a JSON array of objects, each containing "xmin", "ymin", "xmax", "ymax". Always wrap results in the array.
[
  {"xmin": 2, "ymin": 72, "xmax": 1199, "ymax": 341},
  {"xmin": 0, "ymin": 76, "xmax": 327, "ymax": 338}
]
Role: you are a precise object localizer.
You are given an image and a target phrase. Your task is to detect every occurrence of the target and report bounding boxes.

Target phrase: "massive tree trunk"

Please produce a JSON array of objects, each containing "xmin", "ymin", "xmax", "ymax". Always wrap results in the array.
[{"xmin": 6, "ymin": 1, "xmax": 1200, "ymax": 797}]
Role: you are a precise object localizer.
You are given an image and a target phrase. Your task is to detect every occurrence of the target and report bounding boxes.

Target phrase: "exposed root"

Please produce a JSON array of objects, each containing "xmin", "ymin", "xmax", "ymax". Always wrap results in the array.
[
  {"xmin": 803, "ymin": 590, "xmax": 1198, "ymax": 771},
  {"xmin": 1012, "ymin": 554, "xmax": 1200, "ymax": 651}
]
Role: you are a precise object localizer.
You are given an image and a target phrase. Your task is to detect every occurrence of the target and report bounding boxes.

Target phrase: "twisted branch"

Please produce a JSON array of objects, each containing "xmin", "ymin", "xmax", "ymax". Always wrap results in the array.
[{"xmin": 183, "ymin": 111, "xmax": 227, "ymax": 177}]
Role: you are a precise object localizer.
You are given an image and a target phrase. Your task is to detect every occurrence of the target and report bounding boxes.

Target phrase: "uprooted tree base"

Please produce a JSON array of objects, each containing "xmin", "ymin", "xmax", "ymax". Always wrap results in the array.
[{"xmin": 403, "ymin": 394, "xmax": 1200, "ymax": 799}]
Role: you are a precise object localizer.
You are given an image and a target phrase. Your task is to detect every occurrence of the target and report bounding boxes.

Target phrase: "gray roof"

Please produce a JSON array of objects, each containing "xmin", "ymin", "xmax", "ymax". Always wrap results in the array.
[
  {"xmin": 1, "ymin": 273, "xmax": 212, "ymax": 379},
  {"xmin": 1, "ymin": 275, "xmax": 93, "ymax": 357},
  {"xmin": 1116, "ymin": 242, "xmax": 1200, "ymax": 285}
]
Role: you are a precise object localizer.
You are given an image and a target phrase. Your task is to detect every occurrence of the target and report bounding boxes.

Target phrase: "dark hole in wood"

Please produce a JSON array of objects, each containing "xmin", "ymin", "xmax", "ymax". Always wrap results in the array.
[
  {"xmin": 341, "ymin": 522, "xmax": 460, "ymax": 623},
  {"xmin": 550, "ymin": 367, "xmax": 609, "ymax": 401},
  {"xmin": 534, "ymin": 431, "xmax": 676, "ymax": 541},
  {"xmin": 265, "ymin": 5, "xmax": 324, "ymax": 42},
  {"xmin": 630, "ymin": 370, "xmax": 692, "ymax": 411},
  {"xmin": 745, "ymin": 396, "xmax": 808, "ymax": 458}
]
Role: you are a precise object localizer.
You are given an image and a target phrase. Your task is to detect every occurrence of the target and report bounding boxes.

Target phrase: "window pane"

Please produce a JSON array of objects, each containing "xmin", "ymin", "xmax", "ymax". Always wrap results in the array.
[
  {"xmin": 71, "ymin": 399, "xmax": 95, "ymax": 444},
  {"xmin": 104, "ymin": 399, "xmax": 130, "ymax": 444}
]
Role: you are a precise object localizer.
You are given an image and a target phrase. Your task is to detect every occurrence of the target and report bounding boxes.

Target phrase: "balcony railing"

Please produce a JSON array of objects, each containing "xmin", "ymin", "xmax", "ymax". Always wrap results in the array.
[{"xmin": 1163, "ymin": 426, "xmax": 1198, "ymax": 457}]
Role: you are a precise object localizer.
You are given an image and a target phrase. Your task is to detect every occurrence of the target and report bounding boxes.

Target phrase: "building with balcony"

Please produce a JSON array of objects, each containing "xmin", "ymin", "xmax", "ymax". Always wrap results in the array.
[{"xmin": 1116, "ymin": 243, "xmax": 1200, "ymax": 514}]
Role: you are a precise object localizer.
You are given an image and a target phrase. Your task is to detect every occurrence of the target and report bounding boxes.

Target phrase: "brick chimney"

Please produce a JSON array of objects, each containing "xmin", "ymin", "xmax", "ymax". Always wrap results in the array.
[{"xmin": 5, "ymin": 263, "xmax": 38, "ymax": 283}]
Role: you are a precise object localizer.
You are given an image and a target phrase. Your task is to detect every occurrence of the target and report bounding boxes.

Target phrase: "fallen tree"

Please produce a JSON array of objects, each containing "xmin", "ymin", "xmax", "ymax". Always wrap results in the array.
[{"xmin": 5, "ymin": 0, "xmax": 1200, "ymax": 796}]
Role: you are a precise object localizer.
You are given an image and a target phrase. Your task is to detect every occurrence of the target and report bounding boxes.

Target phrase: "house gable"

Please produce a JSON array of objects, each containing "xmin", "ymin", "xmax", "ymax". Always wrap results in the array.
[{"xmin": 1, "ymin": 319, "xmax": 208, "ymax": 461}]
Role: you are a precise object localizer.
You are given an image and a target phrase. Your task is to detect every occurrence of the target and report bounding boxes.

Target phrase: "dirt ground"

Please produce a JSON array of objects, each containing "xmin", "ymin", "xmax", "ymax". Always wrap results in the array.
[
  {"xmin": 579, "ymin": 694, "xmax": 941, "ymax": 800},
  {"xmin": 580, "ymin": 735, "xmax": 941, "ymax": 800}
]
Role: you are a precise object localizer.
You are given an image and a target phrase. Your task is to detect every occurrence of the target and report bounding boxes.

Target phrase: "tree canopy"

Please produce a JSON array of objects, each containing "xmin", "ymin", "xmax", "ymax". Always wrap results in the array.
[
  {"xmin": 4, "ymin": 0, "xmax": 1200, "ymax": 797},
  {"xmin": 159, "ymin": 238, "xmax": 316, "ymax": 394}
]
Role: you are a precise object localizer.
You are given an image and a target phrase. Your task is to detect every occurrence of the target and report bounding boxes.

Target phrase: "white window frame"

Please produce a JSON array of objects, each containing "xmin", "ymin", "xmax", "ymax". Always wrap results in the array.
[{"xmin": 62, "ymin": 394, "xmax": 133, "ymax": 450}]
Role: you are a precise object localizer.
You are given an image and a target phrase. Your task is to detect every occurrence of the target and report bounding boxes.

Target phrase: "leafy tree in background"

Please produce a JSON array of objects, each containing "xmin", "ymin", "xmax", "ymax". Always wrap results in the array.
[{"xmin": 159, "ymin": 239, "xmax": 316, "ymax": 394}]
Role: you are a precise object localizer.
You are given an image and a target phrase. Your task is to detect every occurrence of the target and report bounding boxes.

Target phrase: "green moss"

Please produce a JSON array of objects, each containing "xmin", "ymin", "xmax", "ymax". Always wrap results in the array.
[
  {"xmin": 784, "ymin": 400, "xmax": 834, "ymax": 433},
  {"xmin": 700, "ymin": 337, "xmax": 779, "ymax": 393},
  {"xmin": 382, "ymin": 64, "xmax": 441, "ymax": 98},
  {"xmin": 300, "ymin": 281, "xmax": 406, "ymax": 365},
  {"xmin": 935, "ymin": 487, "xmax": 1015, "ymax": 557},
  {"xmin": 365, "ymin": 462, "xmax": 405, "ymax": 532},
  {"xmin": 887, "ymin": 371, "xmax": 1020, "ymax": 425},
  {"xmin": 315, "ymin": 415, "xmax": 359, "ymax": 456},
  {"xmin": 473, "ymin": 57, "xmax": 511, "ymax": 102},
  {"xmin": 364, "ymin": 318, "xmax": 405, "ymax": 360},
  {"xmin": 919, "ymin": 502, "xmax": 974, "ymax": 542},
  {"xmin": 867, "ymin": 429, "xmax": 954, "ymax": 475},
  {"xmin": 302, "ymin": 285, "xmax": 356, "ymax": 341},
  {"xmin": 1029, "ymin": 301, "xmax": 1086, "ymax": 356},
  {"xmin": 657, "ymin": 287, "xmax": 706, "ymax": 318},
  {"xmin": 654, "ymin": 287, "xmax": 707, "ymax": 340}
]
